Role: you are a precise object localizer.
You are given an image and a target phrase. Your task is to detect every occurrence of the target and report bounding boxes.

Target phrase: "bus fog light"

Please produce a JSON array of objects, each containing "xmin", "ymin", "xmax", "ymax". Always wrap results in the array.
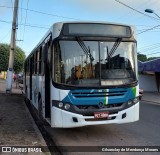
[
  {"xmin": 58, "ymin": 102, "xmax": 63, "ymax": 108},
  {"xmin": 127, "ymin": 100, "xmax": 132, "ymax": 106},
  {"xmin": 64, "ymin": 104, "xmax": 70, "ymax": 110}
]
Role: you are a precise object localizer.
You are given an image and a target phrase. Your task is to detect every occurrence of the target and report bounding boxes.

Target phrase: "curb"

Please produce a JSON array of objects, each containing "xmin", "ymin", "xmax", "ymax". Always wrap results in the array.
[
  {"xmin": 23, "ymin": 101, "xmax": 50, "ymax": 155},
  {"xmin": 0, "ymin": 92, "xmax": 22, "ymax": 96},
  {"xmin": 141, "ymin": 100, "xmax": 160, "ymax": 105}
]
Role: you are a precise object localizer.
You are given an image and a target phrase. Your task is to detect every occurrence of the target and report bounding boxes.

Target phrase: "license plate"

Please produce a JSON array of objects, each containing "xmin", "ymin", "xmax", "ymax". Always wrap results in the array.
[{"xmin": 94, "ymin": 112, "xmax": 109, "ymax": 118}]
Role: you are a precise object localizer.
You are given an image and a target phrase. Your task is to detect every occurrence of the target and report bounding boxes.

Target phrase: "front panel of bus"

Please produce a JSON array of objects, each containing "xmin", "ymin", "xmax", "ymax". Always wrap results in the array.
[{"xmin": 50, "ymin": 23, "xmax": 139, "ymax": 128}]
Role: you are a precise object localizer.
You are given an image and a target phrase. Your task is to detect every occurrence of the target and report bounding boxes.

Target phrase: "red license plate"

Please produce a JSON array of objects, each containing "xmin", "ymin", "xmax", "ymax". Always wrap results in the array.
[{"xmin": 94, "ymin": 112, "xmax": 109, "ymax": 118}]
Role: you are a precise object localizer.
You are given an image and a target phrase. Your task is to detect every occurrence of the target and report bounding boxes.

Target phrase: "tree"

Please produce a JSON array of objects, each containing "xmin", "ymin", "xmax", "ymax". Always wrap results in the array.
[
  {"xmin": 137, "ymin": 53, "xmax": 147, "ymax": 62},
  {"xmin": 147, "ymin": 57, "xmax": 160, "ymax": 61},
  {"xmin": 0, "ymin": 44, "xmax": 9, "ymax": 72},
  {"xmin": 0, "ymin": 43, "xmax": 26, "ymax": 73}
]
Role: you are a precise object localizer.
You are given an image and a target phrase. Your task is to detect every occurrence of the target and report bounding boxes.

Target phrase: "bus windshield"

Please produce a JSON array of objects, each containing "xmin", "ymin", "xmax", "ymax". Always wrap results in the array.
[{"xmin": 54, "ymin": 40, "xmax": 137, "ymax": 87}]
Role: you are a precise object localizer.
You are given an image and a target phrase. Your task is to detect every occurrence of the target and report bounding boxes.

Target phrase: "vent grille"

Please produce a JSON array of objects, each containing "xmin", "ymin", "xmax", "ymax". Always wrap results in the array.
[
  {"xmin": 85, "ymin": 116, "xmax": 116, "ymax": 121},
  {"xmin": 72, "ymin": 90, "xmax": 127, "ymax": 98}
]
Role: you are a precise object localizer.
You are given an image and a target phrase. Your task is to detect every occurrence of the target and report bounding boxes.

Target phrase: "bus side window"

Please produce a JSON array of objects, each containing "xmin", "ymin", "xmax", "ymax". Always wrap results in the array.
[
  {"xmin": 54, "ymin": 42, "xmax": 61, "ymax": 83},
  {"xmin": 52, "ymin": 44, "xmax": 54, "ymax": 78},
  {"xmin": 32, "ymin": 54, "xmax": 35, "ymax": 74},
  {"xmin": 25, "ymin": 61, "xmax": 27, "ymax": 75},
  {"xmin": 37, "ymin": 50, "xmax": 40, "ymax": 74},
  {"xmin": 39, "ymin": 47, "xmax": 42, "ymax": 74},
  {"xmin": 47, "ymin": 39, "xmax": 51, "ymax": 65},
  {"xmin": 27, "ymin": 60, "xmax": 29, "ymax": 75},
  {"xmin": 26, "ymin": 61, "xmax": 28, "ymax": 73},
  {"xmin": 41, "ymin": 44, "xmax": 47, "ymax": 74},
  {"xmin": 35, "ymin": 51, "xmax": 38, "ymax": 74}
]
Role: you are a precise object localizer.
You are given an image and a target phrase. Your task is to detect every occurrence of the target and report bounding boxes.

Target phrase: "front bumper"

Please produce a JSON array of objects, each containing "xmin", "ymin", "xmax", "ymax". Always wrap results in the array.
[{"xmin": 51, "ymin": 102, "xmax": 139, "ymax": 128}]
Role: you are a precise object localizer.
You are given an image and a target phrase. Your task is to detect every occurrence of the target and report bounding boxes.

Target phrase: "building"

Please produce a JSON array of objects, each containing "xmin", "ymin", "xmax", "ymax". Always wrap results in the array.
[{"xmin": 138, "ymin": 59, "xmax": 160, "ymax": 92}]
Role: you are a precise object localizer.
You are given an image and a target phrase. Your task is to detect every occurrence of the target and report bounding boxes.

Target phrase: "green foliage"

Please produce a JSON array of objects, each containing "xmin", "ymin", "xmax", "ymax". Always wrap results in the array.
[
  {"xmin": 0, "ymin": 44, "xmax": 9, "ymax": 72},
  {"xmin": 147, "ymin": 57, "xmax": 160, "ymax": 61},
  {"xmin": 14, "ymin": 46, "xmax": 26, "ymax": 73},
  {"xmin": 0, "ymin": 43, "xmax": 26, "ymax": 73},
  {"xmin": 137, "ymin": 53, "xmax": 147, "ymax": 62}
]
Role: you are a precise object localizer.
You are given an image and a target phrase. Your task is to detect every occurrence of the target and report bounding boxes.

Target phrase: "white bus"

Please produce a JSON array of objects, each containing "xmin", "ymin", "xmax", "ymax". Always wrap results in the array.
[{"xmin": 24, "ymin": 22, "xmax": 139, "ymax": 128}]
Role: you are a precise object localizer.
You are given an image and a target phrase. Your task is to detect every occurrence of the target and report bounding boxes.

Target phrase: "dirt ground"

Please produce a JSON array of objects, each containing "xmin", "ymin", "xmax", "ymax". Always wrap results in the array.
[
  {"xmin": 0, "ymin": 93, "xmax": 48, "ymax": 155},
  {"xmin": 0, "ymin": 95, "xmax": 36, "ymax": 144}
]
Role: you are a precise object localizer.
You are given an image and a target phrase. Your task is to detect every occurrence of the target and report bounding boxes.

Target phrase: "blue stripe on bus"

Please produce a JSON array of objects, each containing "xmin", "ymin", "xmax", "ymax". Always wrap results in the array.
[{"xmin": 62, "ymin": 87, "xmax": 136, "ymax": 106}]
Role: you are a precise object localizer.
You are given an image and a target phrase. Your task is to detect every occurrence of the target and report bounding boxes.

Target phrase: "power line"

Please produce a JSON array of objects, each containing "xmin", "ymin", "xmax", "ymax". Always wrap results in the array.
[
  {"xmin": 0, "ymin": 5, "xmax": 81, "ymax": 21},
  {"xmin": 137, "ymin": 25, "xmax": 160, "ymax": 35},
  {"xmin": 115, "ymin": 0, "xmax": 160, "ymax": 21},
  {"xmin": 138, "ymin": 29, "xmax": 160, "ymax": 33},
  {"xmin": 1, "ymin": 18, "xmax": 160, "ymax": 36},
  {"xmin": 140, "ymin": 46, "xmax": 160, "ymax": 54},
  {"xmin": 138, "ymin": 41, "xmax": 160, "ymax": 56},
  {"xmin": 10, "ymin": 0, "xmax": 13, "ymax": 12},
  {"xmin": 0, "ymin": 19, "xmax": 11, "ymax": 24},
  {"xmin": 139, "ymin": 42, "xmax": 160, "ymax": 49},
  {"xmin": 147, "ymin": 51, "xmax": 160, "ymax": 56},
  {"xmin": 137, "ymin": 28, "xmax": 160, "ymax": 32},
  {"xmin": 136, "ymin": 24, "xmax": 160, "ymax": 27},
  {"xmin": 139, "ymin": 45, "xmax": 160, "ymax": 52},
  {"xmin": 19, "ymin": 0, "xmax": 24, "ymax": 44},
  {"xmin": 140, "ymin": 45, "xmax": 160, "ymax": 51},
  {"xmin": 19, "ymin": 23, "xmax": 49, "ymax": 29},
  {"xmin": 139, "ymin": 42, "xmax": 160, "ymax": 51},
  {"xmin": 26, "ymin": 8, "xmax": 81, "ymax": 20},
  {"xmin": 21, "ymin": 0, "xmax": 29, "ymax": 46},
  {"xmin": 0, "ymin": 19, "xmax": 49, "ymax": 29},
  {"xmin": 130, "ymin": 24, "xmax": 160, "ymax": 32},
  {"xmin": 0, "ymin": 5, "xmax": 13, "ymax": 9},
  {"xmin": 0, "ymin": 30, "xmax": 11, "ymax": 42}
]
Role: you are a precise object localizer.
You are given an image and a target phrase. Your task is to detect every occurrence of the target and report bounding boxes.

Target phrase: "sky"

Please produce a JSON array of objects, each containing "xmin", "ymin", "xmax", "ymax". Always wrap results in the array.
[{"xmin": 1, "ymin": 0, "xmax": 160, "ymax": 58}]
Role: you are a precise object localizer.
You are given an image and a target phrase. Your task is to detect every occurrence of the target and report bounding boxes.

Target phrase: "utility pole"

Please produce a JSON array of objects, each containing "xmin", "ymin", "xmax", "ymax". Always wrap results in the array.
[{"xmin": 6, "ymin": 0, "xmax": 19, "ymax": 93}]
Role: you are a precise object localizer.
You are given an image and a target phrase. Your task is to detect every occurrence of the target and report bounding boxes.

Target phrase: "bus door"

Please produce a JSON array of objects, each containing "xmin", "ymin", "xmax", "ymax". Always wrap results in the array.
[{"xmin": 44, "ymin": 41, "xmax": 51, "ymax": 118}]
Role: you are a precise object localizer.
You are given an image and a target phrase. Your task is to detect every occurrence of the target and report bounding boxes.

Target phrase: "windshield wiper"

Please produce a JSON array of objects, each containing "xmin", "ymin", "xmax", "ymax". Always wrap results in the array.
[
  {"xmin": 105, "ymin": 46, "xmax": 111, "ymax": 68},
  {"xmin": 76, "ymin": 36, "xmax": 94, "ymax": 62},
  {"xmin": 105, "ymin": 38, "xmax": 122, "ymax": 69},
  {"xmin": 76, "ymin": 36, "xmax": 95, "ymax": 78},
  {"xmin": 108, "ymin": 38, "xmax": 122, "ymax": 58}
]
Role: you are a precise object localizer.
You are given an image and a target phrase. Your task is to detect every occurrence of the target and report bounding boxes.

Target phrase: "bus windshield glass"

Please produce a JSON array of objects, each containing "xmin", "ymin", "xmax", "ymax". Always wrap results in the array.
[{"xmin": 54, "ymin": 40, "xmax": 137, "ymax": 87}]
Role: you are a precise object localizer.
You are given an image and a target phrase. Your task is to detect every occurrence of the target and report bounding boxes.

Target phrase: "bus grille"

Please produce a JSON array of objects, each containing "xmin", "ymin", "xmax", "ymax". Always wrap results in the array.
[
  {"xmin": 71, "ymin": 90, "xmax": 127, "ymax": 98},
  {"xmin": 85, "ymin": 116, "xmax": 116, "ymax": 121}
]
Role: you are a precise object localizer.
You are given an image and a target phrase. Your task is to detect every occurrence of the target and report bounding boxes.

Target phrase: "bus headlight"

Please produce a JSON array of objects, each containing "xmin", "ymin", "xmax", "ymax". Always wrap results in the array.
[
  {"xmin": 58, "ymin": 102, "xmax": 63, "ymax": 108},
  {"xmin": 52, "ymin": 101, "xmax": 73, "ymax": 111},
  {"xmin": 127, "ymin": 100, "xmax": 132, "ymax": 106},
  {"xmin": 64, "ymin": 104, "xmax": 70, "ymax": 110},
  {"xmin": 133, "ymin": 97, "xmax": 139, "ymax": 104},
  {"xmin": 127, "ymin": 97, "xmax": 139, "ymax": 107}
]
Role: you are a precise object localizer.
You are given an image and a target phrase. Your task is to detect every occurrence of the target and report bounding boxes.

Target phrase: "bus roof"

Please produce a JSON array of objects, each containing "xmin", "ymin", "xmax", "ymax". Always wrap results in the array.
[{"xmin": 26, "ymin": 21, "xmax": 136, "ymax": 59}]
